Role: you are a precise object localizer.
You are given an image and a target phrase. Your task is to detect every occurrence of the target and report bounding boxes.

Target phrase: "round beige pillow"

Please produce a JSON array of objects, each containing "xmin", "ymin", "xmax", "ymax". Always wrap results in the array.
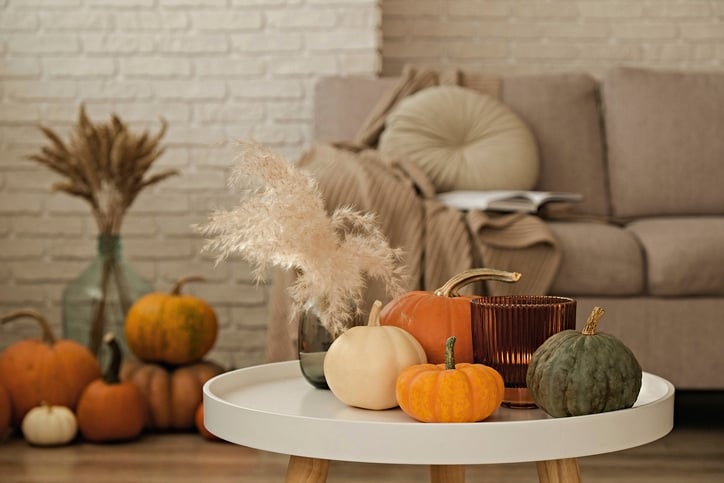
[{"xmin": 378, "ymin": 85, "xmax": 539, "ymax": 192}]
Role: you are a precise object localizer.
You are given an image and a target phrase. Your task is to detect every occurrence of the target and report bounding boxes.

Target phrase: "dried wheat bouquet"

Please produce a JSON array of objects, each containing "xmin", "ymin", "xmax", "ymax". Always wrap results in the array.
[
  {"xmin": 197, "ymin": 141, "xmax": 405, "ymax": 336},
  {"xmin": 27, "ymin": 105, "xmax": 178, "ymax": 235}
]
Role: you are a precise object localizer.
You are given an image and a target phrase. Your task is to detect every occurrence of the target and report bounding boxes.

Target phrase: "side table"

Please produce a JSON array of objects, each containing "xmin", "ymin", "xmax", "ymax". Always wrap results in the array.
[{"xmin": 203, "ymin": 361, "xmax": 674, "ymax": 483}]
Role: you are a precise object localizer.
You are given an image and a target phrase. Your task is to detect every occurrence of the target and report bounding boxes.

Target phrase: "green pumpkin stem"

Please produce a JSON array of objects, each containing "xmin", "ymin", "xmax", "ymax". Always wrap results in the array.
[
  {"xmin": 102, "ymin": 332, "xmax": 123, "ymax": 384},
  {"xmin": 444, "ymin": 336, "xmax": 457, "ymax": 370},
  {"xmin": 582, "ymin": 306, "xmax": 605, "ymax": 335}
]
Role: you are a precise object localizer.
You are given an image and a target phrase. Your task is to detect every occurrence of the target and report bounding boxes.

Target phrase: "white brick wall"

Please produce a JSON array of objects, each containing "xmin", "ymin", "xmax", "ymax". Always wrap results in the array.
[
  {"xmin": 382, "ymin": 0, "xmax": 724, "ymax": 76},
  {"xmin": 0, "ymin": 0, "xmax": 382, "ymax": 369},
  {"xmin": 3, "ymin": 0, "xmax": 723, "ymax": 369}
]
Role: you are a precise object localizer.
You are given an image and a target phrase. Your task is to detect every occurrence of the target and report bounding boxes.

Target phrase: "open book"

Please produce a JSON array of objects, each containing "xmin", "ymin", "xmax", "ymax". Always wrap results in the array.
[{"xmin": 437, "ymin": 190, "xmax": 583, "ymax": 213}]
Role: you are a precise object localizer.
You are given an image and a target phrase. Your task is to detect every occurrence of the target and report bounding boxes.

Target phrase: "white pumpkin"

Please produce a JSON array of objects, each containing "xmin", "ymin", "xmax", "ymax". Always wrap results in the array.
[
  {"xmin": 323, "ymin": 300, "xmax": 427, "ymax": 410},
  {"xmin": 21, "ymin": 402, "xmax": 78, "ymax": 446}
]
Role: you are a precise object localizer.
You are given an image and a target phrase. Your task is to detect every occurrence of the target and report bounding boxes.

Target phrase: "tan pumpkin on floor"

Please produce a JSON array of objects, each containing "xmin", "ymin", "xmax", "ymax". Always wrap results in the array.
[
  {"xmin": 120, "ymin": 359, "xmax": 225, "ymax": 431},
  {"xmin": 0, "ymin": 310, "xmax": 101, "ymax": 426},
  {"xmin": 0, "ymin": 383, "xmax": 12, "ymax": 441},
  {"xmin": 124, "ymin": 275, "xmax": 218, "ymax": 366}
]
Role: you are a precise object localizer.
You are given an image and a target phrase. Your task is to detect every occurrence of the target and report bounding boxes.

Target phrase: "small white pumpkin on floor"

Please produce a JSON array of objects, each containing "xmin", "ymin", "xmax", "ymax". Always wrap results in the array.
[
  {"xmin": 22, "ymin": 402, "xmax": 78, "ymax": 446},
  {"xmin": 323, "ymin": 300, "xmax": 427, "ymax": 410}
]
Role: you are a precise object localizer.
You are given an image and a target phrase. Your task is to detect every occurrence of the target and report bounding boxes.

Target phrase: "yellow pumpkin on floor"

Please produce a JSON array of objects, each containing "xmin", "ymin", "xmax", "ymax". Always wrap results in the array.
[{"xmin": 396, "ymin": 336, "xmax": 504, "ymax": 423}]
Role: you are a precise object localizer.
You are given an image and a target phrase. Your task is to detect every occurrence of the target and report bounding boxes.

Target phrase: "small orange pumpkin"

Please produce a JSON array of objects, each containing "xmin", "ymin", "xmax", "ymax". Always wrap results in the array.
[
  {"xmin": 76, "ymin": 333, "xmax": 145, "ymax": 443},
  {"xmin": 380, "ymin": 268, "xmax": 521, "ymax": 364},
  {"xmin": 120, "ymin": 359, "xmax": 224, "ymax": 431},
  {"xmin": 0, "ymin": 309, "xmax": 102, "ymax": 426},
  {"xmin": 195, "ymin": 403, "xmax": 220, "ymax": 441},
  {"xmin": 396, "ymin": 336, "xmax": 504, "ymax": 423},
  {"xmin": 124, "ymin": 275, "xmax": 218, "ymax": 365},
  {"xmin": 0, "ymin": 383, "xmax": 11, "ymax": 441}
]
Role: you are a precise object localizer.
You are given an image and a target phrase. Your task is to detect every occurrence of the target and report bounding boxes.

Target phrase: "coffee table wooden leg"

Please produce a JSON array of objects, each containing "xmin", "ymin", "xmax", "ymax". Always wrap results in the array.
[
  {"xmin": 536, "ymin": 458, "xmax": 581, "ymax": 483},
  {"xmin": 430, "ymin": 464, "xmax": 465, "ymax": 483},
  {"xmin": 285, "ymin": 455, "xmax": 330, "ymax": 483}
]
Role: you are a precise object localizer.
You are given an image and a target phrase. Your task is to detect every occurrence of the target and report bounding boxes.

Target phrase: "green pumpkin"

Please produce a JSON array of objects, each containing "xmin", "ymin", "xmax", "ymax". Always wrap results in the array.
[{"xmin": 526, "ymin": 306, "xmax": 642, "ymax": 418}]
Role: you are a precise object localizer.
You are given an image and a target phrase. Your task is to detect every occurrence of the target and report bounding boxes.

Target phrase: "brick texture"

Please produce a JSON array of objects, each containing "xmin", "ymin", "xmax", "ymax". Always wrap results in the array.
[
  {"xmin": 382, "ymin": 0, "xmax": 724, "ymax": 76},
  {"xmin": 3, "ymin": 0, "xmax": 723, "ymax": 370},
  {"xmin": 0, "ymin": 0, "xmax": 381, "ymax": 369}
]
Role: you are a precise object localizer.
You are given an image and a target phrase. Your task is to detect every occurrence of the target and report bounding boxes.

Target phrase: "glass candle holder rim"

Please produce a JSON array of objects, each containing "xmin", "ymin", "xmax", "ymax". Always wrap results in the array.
[{"xmin": 470, "ymin": 295, "xmax": 576, "ymax": 309}]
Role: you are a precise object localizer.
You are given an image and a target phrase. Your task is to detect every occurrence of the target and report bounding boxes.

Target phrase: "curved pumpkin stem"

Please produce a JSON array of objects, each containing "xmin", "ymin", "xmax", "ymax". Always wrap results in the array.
[
  {"xmin": 0, "ymin": 309, "xmax": 56, "ymax": 344},
  {"xmin": 444, "ymin": 336, "xmax": 457, "ymax": 370},
  {"xmin": 170, "ymin": 275, "xmax": 206, "ymax": 295},
  {"xmin": 366, "ymin": 300, "xmax": 383, "ymax": 327},
  {"xmin": 434, "ymin": 268, "xmax": 522, "ymax": 297},
  {"xmin": 582, "ymin": 306, "xmax": 605, "ymax": 335},
  {"xmin": 102, "ymin": 332, "xmax": 123, "ymax": 384}
]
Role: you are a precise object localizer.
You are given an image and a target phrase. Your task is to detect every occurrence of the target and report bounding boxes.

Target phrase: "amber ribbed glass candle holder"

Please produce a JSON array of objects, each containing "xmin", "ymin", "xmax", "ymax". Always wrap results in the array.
[{"xmin": 471, "ymin": 295, "xmax": 576, "ymax": 408}]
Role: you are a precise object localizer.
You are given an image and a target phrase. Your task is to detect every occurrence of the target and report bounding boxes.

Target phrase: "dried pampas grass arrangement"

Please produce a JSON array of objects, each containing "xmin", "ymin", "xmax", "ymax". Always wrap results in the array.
[
  {"xmin": 27, "ymin": 105, "xmax": 178, "ymax": 235},
  {"xmin": 197, "ymin": 141, "xmax": 406, "ymax": 336}
]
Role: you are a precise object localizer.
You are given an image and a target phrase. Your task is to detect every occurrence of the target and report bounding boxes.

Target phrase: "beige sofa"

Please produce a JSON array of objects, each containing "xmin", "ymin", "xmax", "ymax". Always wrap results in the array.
[{"xmin": 304, "ymin": 66, "xmax": 724, "ymax": 390}]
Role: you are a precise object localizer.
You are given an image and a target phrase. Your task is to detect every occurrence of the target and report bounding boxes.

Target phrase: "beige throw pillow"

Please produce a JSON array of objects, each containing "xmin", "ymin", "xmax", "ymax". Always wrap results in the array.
[{"xmin": 378, "ymin": 85, "xmax": 539, "ymax": 192}]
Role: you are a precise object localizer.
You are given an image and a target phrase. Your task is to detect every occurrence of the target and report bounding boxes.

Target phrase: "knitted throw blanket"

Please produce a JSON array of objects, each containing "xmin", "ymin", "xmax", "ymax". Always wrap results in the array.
[{"xmin": 265, "ymin": 65, "xmax": 561, "ymax": 362}]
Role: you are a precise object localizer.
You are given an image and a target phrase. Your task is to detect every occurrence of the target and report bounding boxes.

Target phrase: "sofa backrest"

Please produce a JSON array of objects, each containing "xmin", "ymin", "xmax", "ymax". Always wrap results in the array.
[
  {"xmin": 313, "ymin": 72, "xmax": 611, "ymax": 216},
  {"xmin": 501, "ymin": 73, "xmax": 609, "ymax": 216},
  {"xmin": 603, "ymin": 66, "xmax": 724, "ymax": 218},
  {"xmin": 314, "ymin": 76, "xmax": 398, "ymax": 142}
]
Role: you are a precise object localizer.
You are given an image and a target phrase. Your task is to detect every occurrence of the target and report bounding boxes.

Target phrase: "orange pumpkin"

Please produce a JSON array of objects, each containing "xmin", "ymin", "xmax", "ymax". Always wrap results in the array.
[
  {"xmin": 125, "ymin": 275, "xmax": 218, "ymax": 365},
  {"xmin": 396, "ymin": 336, "xmax": 504, "ymax": 423},
  {"xmin": 77, "ymin": 333, "xmax": 145, "ymax": 443},
  {"xmin": 195, "ymin": 403, "xmax": 220, "ymax": 441},
  {"xmin": 120, "ymin": 359, "xmax": 224, "ymax": 431},
  {"xmin": 0, "ymin": 309, "xmax": 102, "ymax": 426},
  {"xmin": 380, "ymin": 268, "xmax": 521, "ymax": 364},
  {"xmin": 0, "ymin": 383, "xmax": 11, "ymax": 440}
]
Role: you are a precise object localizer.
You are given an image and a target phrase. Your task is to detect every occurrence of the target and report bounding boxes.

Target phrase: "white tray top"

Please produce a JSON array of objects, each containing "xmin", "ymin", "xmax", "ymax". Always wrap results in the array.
[{"xmin": 203, "ymin": 361, "xmax": 674, "ymax": 465}]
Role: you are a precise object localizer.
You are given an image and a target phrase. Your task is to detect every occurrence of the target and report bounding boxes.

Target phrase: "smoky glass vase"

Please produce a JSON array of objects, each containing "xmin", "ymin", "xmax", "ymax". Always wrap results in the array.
[
  {"xmin": 297, "ymin": 310, "xmax": 337, "ymax": 389},
  {"xmin": 62, "ymin": 235, "xmax": 153, "ymax": 358}
]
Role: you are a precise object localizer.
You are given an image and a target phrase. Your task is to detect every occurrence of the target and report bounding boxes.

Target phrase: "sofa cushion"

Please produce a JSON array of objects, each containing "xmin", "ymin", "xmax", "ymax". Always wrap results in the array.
[
  {"xmin": 501, "ymin": 73, "xmax": 610, "ymax": 217},
  {"xmin": 604, "ymin": 67, "xmax": 724, "ymax": 218},
  {"xmin": 547, "ymin": 221, "xmax": 644, "ymax": 296},
  {"xmin": 626, "ymin": 217, "xmax": 724, "ymax": 296},
  {"xmin": 378, "ymin": 85, "xmax": 539, "ymax": 192}
]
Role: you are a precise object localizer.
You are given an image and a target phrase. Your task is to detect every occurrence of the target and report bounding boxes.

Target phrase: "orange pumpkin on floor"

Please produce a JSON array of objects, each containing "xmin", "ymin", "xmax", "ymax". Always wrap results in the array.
[
  {"xmin": 120, "ymin": 359, "xmax": 224, "ymax": 431},
  {"xmin": 195, "ymin": 403, "xmax": 221, "ymax": 441},
  {"xmin": 0, "ymin": 383, "xmax": 11, "ymax": 440},
  {"xmin": 396, "ymin": 336, "xmax": 504, "ymax": 423},
  {"xmin": 76, "ymin": 333, "xmax": 145, "ymax": 443},
  {"xmin": 380, "ymin": 268, "xmax": 521, "ymax": 364},
  {"xmin": 125, "ymin": 275, "xmax": 218, "ymax": 366},
  {"xmin": 0, "ymin": 309, "xmax": 101, "ymax": 426}
]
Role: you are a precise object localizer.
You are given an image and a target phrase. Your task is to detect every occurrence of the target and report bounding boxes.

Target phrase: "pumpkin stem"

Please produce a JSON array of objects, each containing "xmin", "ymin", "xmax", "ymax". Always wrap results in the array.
[
  {"xmin": 170, "ymin": 275, "xmax": 206, "ymax": 295},
  {"xmin": 434, "ymin": 268, "xmax": 522, "ymax": 297},
  {"xmin": 367, "ymin": 300, "xmax": 383, "ymax": 327},
  {"xmin": 582, "ymin": 306, "xmax": 605, "ymax": 335},
  {"xmin": 0, "ymin": 309, "xmax": 56, "ymax": 344},
  {"xmin": 444, "ymin": 336, "xmax": 457, "ymax": 370},
  {"xmin": 102, "ymin": 332, "xmax": 123, "ymax": 384}
]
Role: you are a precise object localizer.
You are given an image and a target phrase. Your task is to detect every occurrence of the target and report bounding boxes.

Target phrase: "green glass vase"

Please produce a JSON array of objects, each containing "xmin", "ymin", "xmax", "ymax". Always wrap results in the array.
[{"xmin": 62, "ymin": 235, "xmax": 153, "ymax": 358}]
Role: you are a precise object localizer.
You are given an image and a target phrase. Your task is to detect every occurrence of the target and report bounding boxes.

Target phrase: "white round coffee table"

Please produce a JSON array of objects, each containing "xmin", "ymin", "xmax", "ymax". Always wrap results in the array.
[{"xmin": 203, "ymin": 361, "xmax": 674, "ymax": 483}]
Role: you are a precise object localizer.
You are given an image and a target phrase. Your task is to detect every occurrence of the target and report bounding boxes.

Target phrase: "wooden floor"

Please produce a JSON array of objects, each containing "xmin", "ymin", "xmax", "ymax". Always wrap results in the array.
[{"xmin": 2, "ymin": 392, "xmax": 723, "ymax": 483}]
